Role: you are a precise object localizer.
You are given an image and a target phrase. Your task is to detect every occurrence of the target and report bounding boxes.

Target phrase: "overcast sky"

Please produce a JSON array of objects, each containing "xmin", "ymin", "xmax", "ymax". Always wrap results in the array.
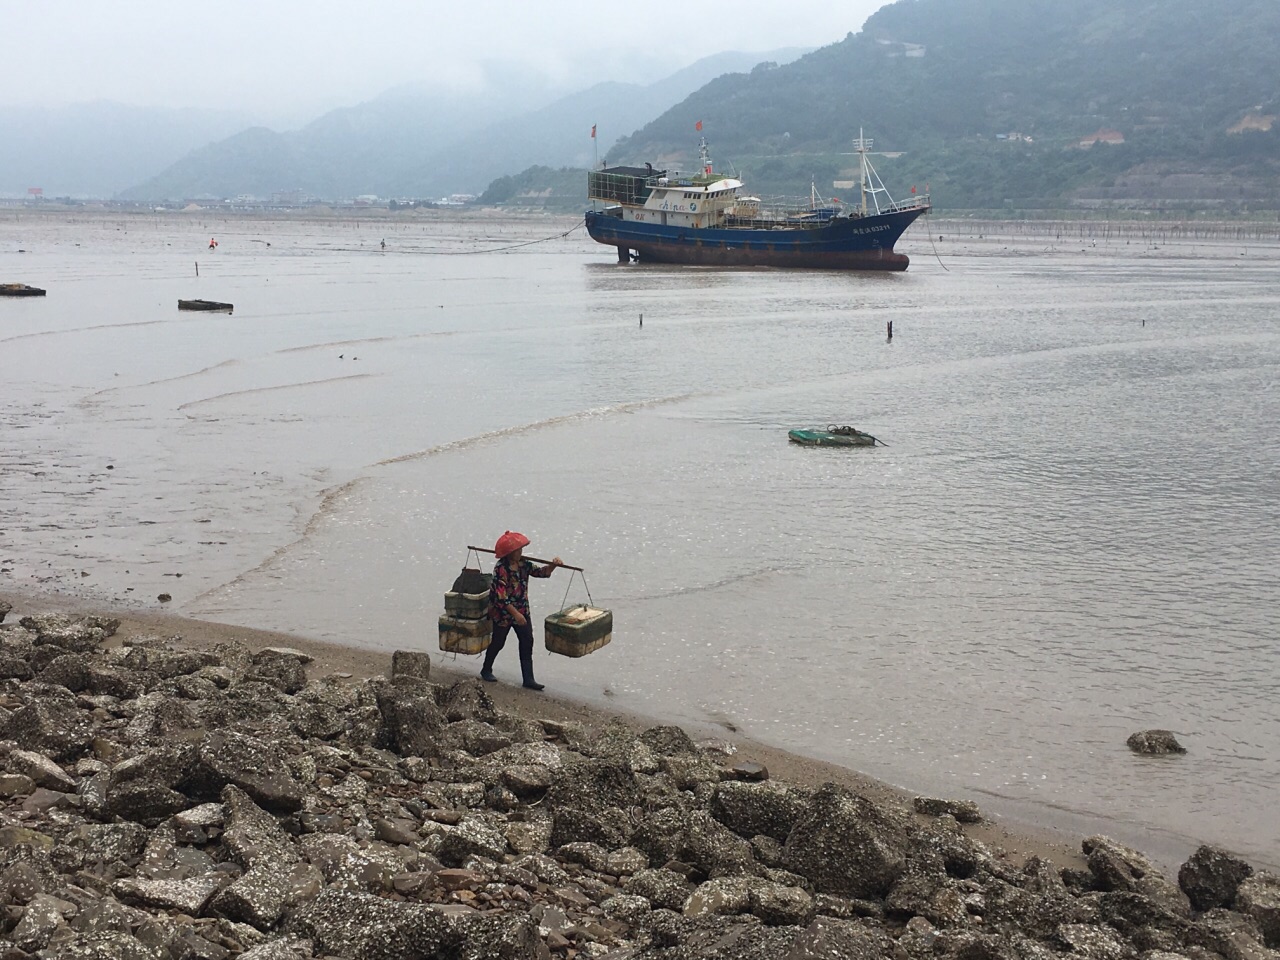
[{"xmin": 2, "ymin": 0, "xmax": 890, "ymax": 121}]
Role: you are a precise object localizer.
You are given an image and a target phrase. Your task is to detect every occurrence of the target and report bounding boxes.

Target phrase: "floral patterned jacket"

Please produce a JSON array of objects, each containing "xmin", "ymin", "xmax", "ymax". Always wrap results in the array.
[{"xmin": 490, "ymin": 557, "xmax": 554, "ymax": 626}]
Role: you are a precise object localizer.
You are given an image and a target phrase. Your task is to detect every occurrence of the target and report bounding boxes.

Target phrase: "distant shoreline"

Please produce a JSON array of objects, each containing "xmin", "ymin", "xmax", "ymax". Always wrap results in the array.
[{"xmin": 5, "ymin": 204, "xmax": 1280, "ymax": 231}]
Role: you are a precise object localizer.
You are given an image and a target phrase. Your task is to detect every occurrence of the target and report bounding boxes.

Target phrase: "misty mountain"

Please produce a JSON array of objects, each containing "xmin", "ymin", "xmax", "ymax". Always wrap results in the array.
[
  {"xmin": 119, "ymin": 50, "xmax": 808, "ymax": 201},
  {"xmin": 605, "ymin": 0, "xmax": 1280, "ymax": 208},
  {"xmin": 0, "ymin": 102, "xmax": 255, "ymax": 198}
]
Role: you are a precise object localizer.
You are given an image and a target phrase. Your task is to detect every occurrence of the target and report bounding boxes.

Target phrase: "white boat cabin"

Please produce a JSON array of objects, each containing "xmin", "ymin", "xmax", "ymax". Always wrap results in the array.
[{"xmin": 588, "ymin": 137, "xmax": 754, "ymax": 228}]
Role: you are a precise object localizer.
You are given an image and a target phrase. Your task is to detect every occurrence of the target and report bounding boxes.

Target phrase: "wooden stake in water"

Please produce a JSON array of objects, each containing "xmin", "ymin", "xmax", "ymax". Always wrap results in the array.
[{"xmin": 195, "ymin": 261, "xmax": 199, "ymax": 277}]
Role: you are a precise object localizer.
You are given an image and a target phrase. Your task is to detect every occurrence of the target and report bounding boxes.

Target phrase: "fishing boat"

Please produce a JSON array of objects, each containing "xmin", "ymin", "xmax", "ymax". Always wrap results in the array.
[
  {"xmin": 178, "ymin": 299, "xmax": 234, "ymax": 313},
  {"xmin": 788, "ymin": 425, "xmax": 882, "ymax": 447},
  {"xmin": 585, "ymin": 131, "xmax": 929, "ymax": 271},
  {"xmin": 0, "ymin": 283, "xmax": 46, "ymax": 297}
]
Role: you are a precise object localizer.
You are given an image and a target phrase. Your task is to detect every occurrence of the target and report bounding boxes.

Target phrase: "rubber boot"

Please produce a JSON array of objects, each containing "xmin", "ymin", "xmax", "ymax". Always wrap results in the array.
[
  {"xmin": 520, "ymin": 658, "xmax": 544, "ymax": 691},
  {"xmin": 480, "ymin": 649, "xmax": 498, "ymax": 683}
]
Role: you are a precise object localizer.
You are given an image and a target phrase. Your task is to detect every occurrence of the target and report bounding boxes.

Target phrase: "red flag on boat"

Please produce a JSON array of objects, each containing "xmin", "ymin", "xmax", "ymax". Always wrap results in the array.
[
  {"xmin": 590, "ymin": 124, "xmax": 596, "ymax": 139},
  {"xmin": 695, "ymin": 120, "xmax": 703, "ymax": 131},
  {"xmin": 911, "ymin": 185, "xmax": 917, "ymax": 194}
]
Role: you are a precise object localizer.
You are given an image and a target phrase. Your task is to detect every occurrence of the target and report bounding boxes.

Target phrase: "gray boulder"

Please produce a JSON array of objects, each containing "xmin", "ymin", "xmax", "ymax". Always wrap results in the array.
[
  {"xmin": 1178, "ymin": 845, "xmax": 1255, "ymax": 912},
  {"xmin": 47, "ymin": 932, "xmax": 173, "ymax": 960},
  {"xmin": 749, "ymin": 879, "xmax": 815, "ymax": 926},
  {"xmin": 245, "ymin": 650, "xmax": 308, "ymax": 694},
  {"xmin": 20, "ymin": 614, "xmax": 119, "ymax": 652},
  {"xmin": 180, "ymin": 731, "xmax": 304, "ymax": 813},
  {"xmin": 7, "ymin": 747, "xmax": 76, "ymax": 791},
  {"xmin": 121, "ymin": 695, "xmax": 204, "ymax": 746},
  {"xmin": 112, "ymin": 876, "xmax": 222, "ymax": 915},
  {"xmin": 440, "ymin": 718, "xmax": 512, "ymax": 757},
  {"xmin": 684, "ymin": 877, "xmax": 753, "ymax": 918},
  {"xmin": 1235, "ymin": 873, "xmax": 1280, "ymax": 948},
  {"xmin": 625, "ymin": 868, "xmax": 695, "ymax": 911},
  {"xmin": 1083, "ymin": 835, "xmax": 1190, "ymax": 916},
  {"xmin": 236, "ymin": 936, "xmax": 314, "ymax": 960},
  {"xmin": 67, "ymin": 822, "xmax": 151, "ymax": 865},
  {"xmin": 38, "ymin": 653, "xmax": 92, "ymax": 691},
  {"xmin": 546, "ymin": 757, "xmax": 639, "ymax": 811},
  {"xmin": 107, "ymin": 780, "xmax": 192, "ymax": 827},
  {"xmin": 0, "ymin": 654, "xmax": 32, "ymax": 680},
  {"xmin": 711, "ymin": 780, "xmax": 810, "ymax": 842},
  {"xmin": 437, "ymin": 679, "xmax": 498, "ymax": 723},
  {"xmin": 211, "ymin": 864, "xmax": 293, "ymax": 930},
  {"xmin": 435, "ymin": 817, "xmax": 510, "ymax": 865},
  {"xmin": 499, "ymin": 764, "xmax": 553, "ymax": 799},
  {"xmin": 287, "ymin": 888, "xmax": 456, "ymax": 960},
  {"xmin": 11, "ymin": 892, "xmax": 71, "ymax": 952},
  {"xmin": 1191, "ymin": 908, "xmax": 1272, "ymax": 960},
  {"xmin": 783, "ymin": 783, "xmax": 910, "ymax": 900},
  {"xmin": 220, "ymin": 785, "xmax": 300, "ymax": 869},
  {"xmin": 631, "ymin": 808, "xmax": 755, "ymax": 879},
  {"xmin": 913, "ymin": 796, "xmax": 983, "ymax": 824},
  {"xmin": 373, "ymin": 681, "xmax": 446, "ymax": 757},
  {"xmin": 784, "ymin": 916, "xmax": 907, "ymax": 960},
  {"xmin": 110, "ymin": 744, "xmax": 198, "ymax": 789},
  {"xmin": 638, "ymin": 724, "xmax": 702, "ymax": 757},
  {"xmin": 549, "ymin": 805, "xmax": 630, "ymax": 850},
  {"xmin": 390, "ymin": 650, "xmax": 431, "ymax": 680},
  {"xmin": 448, "ymin": 912, "xmax": 548, "ymax": 960},
  {"xmin": 4, "ymin": 699, "xmax": 94, "ymax": 760},
  {"xmin": 85, "ymin": 664, "xmax": 145, "ymax": 700}
]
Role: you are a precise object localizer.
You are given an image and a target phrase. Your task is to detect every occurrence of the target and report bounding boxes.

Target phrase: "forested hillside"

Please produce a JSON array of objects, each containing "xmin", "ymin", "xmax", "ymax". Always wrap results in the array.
[{"xmin": 600, "ymin": 0, "xmax": 1280, "ymax": 210}]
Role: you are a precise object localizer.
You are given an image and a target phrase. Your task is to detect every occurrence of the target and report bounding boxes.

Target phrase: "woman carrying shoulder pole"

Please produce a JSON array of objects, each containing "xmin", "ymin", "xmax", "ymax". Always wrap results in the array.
[{"xmin": 481, "ymin": 531, "xmax": 562, "ymax": 691}]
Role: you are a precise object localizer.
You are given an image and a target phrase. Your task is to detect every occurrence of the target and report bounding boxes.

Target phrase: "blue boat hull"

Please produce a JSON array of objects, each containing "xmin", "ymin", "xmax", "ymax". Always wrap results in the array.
[{"xmin": 585, "ymin": 206, "xmax": 927, "ymax": 271}]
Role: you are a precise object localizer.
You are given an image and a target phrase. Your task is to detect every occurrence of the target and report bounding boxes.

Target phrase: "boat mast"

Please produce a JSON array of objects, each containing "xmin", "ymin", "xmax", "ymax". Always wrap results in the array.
[
  {"xmin": 698, "ymin": 136, "xmax": 712, "ymax": 175},
  {"xmin": 855, "ymin": 128, "xmax": 871, "ymax": 217}
]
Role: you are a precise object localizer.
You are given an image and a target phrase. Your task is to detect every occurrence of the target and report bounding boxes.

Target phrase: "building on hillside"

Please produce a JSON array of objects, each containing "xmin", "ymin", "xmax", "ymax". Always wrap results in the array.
[
  {"xmin": 1078, "ymin": 129, "xmax": 1125, "ymax": 148},
  {"xmin": 876, "ymin": 38, "xmax": 927, "ymax": 58}
]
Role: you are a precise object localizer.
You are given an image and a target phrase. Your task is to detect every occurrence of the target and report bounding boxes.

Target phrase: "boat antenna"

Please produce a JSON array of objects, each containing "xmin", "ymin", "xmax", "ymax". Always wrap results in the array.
[{"xmin": 698, "ymin": 136, "xmax": 712, "ymax": 176}]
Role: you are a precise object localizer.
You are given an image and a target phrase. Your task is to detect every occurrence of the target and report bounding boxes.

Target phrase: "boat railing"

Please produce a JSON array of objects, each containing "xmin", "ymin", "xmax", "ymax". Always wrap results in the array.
[{"xmin": 880, "ymin": 194, "xmax": 931, "ymax": 214}]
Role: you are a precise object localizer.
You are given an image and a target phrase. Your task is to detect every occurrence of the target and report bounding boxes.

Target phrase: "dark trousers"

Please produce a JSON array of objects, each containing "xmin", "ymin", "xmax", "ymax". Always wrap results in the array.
[{"xmin": 483, "ymin": 620, "xmax": 537, "ymax": 683}]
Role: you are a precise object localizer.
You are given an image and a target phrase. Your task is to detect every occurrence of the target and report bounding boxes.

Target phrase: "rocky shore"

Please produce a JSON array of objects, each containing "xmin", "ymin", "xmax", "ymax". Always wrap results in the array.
[{"xmin": 2, "ymin": 606, "xmax": 1278, "ymax": 960}]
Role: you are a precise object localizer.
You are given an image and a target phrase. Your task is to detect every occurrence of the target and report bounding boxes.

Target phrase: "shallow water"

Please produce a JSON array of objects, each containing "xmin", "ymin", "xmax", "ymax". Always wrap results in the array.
[{"xmin": 4, "ymin": 211, "xmax": 1278, "ymax": 867}]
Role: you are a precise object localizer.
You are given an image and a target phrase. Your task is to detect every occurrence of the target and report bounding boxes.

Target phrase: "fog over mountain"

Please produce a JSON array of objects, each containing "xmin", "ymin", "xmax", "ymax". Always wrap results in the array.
[
  {"xmin": 0, "ymin": 103, "xmax": 257, "ymax": 198},
  {"xmin": 119, "ymin": 50, "xmax": 808, "ymax": 202}
]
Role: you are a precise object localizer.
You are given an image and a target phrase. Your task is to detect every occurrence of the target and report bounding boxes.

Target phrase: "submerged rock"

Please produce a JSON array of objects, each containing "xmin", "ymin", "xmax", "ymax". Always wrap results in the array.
[{"xmin": 1126, "ymin": 730, "xmax": 1187, "ymax": 755}]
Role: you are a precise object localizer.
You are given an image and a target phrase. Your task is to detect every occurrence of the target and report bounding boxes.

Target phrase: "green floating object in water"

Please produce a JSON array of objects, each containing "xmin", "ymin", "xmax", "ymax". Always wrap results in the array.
[{"xmin": 788, "ymin": 425, "xmax": 880, "ymax": 447}]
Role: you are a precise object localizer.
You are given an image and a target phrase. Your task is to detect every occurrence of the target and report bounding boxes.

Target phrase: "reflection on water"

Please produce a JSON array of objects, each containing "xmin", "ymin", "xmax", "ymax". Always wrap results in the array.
[{"xmin": 4, "ymin": 213, "xmax": 1279, "ymax": 867}]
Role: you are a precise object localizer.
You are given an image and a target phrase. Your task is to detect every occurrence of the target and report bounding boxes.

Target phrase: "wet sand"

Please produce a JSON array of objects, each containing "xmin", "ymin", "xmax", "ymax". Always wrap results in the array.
[{"xmin": 1, "ymin": 586, "xmax": 1087, "ymax": 873}]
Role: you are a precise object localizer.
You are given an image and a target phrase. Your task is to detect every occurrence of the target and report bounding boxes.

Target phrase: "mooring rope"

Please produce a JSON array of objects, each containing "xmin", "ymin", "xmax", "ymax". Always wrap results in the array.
[
  {"xmin": 924, "ymin": 210, "xmax": 950, "ymax": 271},
  {"xmin": 445, "ymin": 222, "xmax": 584, "ymax": 255}
]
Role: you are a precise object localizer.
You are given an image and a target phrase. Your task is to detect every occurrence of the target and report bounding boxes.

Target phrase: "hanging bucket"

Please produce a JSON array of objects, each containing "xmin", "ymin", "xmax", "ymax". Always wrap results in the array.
[
  {"xmin": 439, "ymin": 614, "xmax": 491, "ymax": 655},
  {"xmin": 444, "ymin": 584, "xmax": 491, "ymax": 620},
  {"xmin": 439, "ymin": 555, "xmax": 492, "ymax": 655},
  {"xmin": 544, "ymin": 604, "xmax": 612, "ymax": 658}
]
